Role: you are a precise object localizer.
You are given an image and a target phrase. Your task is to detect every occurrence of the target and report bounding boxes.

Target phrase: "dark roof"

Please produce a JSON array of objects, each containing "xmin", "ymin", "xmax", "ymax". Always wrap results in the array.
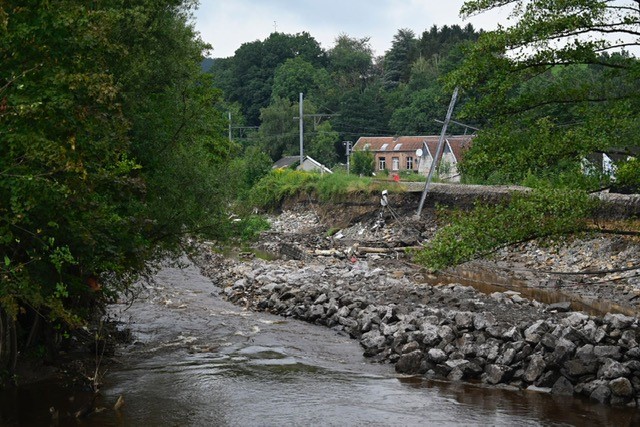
[
  {"xmin": 353, "ymin": 135, "xmax": 474, "ymax": 162},
  {"xmin": 272, "ymin": 156, "xmax": 300, "ymax": 169}
]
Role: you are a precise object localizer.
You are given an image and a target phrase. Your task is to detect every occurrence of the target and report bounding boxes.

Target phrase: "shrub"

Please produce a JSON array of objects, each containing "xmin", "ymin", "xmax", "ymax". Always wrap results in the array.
[{"xmin": 414, "ymin": 188, "xmax": 597, "ymax": 271}]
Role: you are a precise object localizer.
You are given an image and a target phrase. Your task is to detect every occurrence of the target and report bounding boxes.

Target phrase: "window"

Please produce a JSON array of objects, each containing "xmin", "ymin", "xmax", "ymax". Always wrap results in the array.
[
  {"xmin": 379, "ymin": 157, "xmax": 386, "ymax": 170},
  {"xmin": 380, "ymin": 143, "xmax": 389, "ymax": 151},
  {"xmin": 393, "ymin": 143, "xmax": 403, "ymax": 151},
  {"xmin": 406, "ymin": 156, "xmax": 414, "ymax": 170},
  {"xmin": 392, "ymin": 157, "xmax": 399, "ymax": 171}
]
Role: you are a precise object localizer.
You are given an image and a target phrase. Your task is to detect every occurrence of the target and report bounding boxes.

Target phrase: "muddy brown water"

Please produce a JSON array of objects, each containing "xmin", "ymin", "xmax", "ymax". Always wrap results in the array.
[
  {"xmin": 426, "ymin": 264, "xmax": 638, "ymax": 317},
  {"xmin": 2, "ymin": 259, "xmax": 640, "ymax": 426}
]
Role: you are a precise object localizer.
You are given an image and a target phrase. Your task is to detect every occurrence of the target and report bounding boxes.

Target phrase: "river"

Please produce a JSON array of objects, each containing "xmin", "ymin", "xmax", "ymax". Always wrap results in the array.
[{"xmin": 2, "ymin": 259, "xmax": 639, "ymax": 426}]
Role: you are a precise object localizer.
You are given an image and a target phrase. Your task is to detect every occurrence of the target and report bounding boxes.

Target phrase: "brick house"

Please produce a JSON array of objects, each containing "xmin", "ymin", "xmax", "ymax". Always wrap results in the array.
[{"xmin": 352, "ymin": 135, "xmax": 473, "ymax": 181}]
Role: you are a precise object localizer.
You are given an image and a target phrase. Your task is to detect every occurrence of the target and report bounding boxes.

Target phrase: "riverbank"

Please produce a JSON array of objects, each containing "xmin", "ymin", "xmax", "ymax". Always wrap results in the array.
[{"xmin": 193, "ymin": 205, "xmax": 640, "ymax": 407}]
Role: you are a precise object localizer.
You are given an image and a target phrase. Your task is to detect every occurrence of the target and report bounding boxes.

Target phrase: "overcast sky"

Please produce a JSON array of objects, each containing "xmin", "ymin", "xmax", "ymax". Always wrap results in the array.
[{"xmin": 193, "ymin": 1, "xmax": 511, "ymax": 58}]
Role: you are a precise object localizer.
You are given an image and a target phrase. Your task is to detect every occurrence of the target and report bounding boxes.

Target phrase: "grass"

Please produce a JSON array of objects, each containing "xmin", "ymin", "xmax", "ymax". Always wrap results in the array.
[{"xmin": 247, "ymin": 169, "xmax": 400, "ymax": 210}]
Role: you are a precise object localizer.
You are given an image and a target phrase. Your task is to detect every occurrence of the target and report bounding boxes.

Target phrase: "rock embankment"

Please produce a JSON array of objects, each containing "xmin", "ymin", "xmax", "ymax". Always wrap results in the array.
[{"xmin": 195, "ymin": 251, "xmax": 640, "ymax": 407}]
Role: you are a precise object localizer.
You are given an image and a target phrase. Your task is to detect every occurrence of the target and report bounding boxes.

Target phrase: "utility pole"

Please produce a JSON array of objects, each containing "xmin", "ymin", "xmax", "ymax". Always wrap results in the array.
[
  {"xmin": 294, "ymin": 93, "xmax": 338, "ymax": 165},
  {"xmin": 228, "ymin": 111, "xmax": 232, "ymax": 141},
  {"xmin": 416, "ymin": 86, "xmax": 459, "ymax": 217},
  {"xmin": 343, "ymin": 141, "xmax": 352, "ymax": 174},
  {"xmin": 299, "ymin": 92, "xmax": 304, "ymax": 165}
]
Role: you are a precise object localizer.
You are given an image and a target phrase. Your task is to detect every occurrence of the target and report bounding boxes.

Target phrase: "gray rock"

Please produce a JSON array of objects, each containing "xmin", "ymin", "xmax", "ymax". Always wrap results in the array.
[
  {"xmin": 454, "ymin": 311, "xmax": 474, "ymax": 329},
  {"xmin": 422, "ymin": 324, "xmax": 441, "ymax": 347},
  {"xmin": 564, "ymin": 312, "xmax": 589, "ymax": 328},
  {"xmin": 548, "ymin": 301, "xmax": 572, "ymax": 312},
  {"xmin": 477, "ymin": 340, "xmax": 501, "ymax": 362},
  {"xmin": 448, "ymin": 367, "xmax": 465, "ymax": 381},
  {"xmin": 575, "ymin": 344, "xmax": 595, "ymax": 360},
  {"xmin": 497, "ymin": 348, "xmax": 516, "ymax": 366},
  {"xmin": 604, "ymin": 313, "xmax": 635, "ymax": 330},
  {"xmin": 314, "ymin": 293, "xmax": 328, "ymax": 305},
  {"xmin": 540, "ymin": 333, "xmax": 557, "ymax": 350},
  {"xmin": 619, "ymin": 330, "xmax": 638, "ymax": 349},
  {"xmin": 593, "ymin": 327, "xmax": 608, "ymax": 344},
  {"xmin": 428, "ymin": 348, "xmax": 448, "ymax": 364},
  {"xmin": 598, "ymin": 358, "xmax": 631, "ymax": 380},
  {"xmin": 594, "ymin": 345, "xmax": 622, "ymax": 361},
  {"xmin": 546, "ymin": 338, "xmax": 576, "ymax": 366},
  {"xmin": 361, "ymin": 330, "xmax": 385, "ymax": 350},
  {"xmin": 486, "ymin": 323, "xmax": 506, "ymax": 339},
  {"xmin": 535, "ymin": 370, "xmax": 560, "ymax": 388},
  {"xmin": 626, "ymin": 347, "xmax": 640, "ymax": 359},
  {"xmin": 382, "ymin": 322, "xmax": 399, "ymax": 337},
  {"xmin": 609, "ymin": 377, "xmax": 634, "ymax": 397},
  {"xmin": 445, "ymin": 359, "xmax": 470, "ymax": 371},
  {"xmin": 473, "ymin": 312, "xmax": 496, "ymax": 331},
  {"xmin": 438, "ymin": 325, "xmax": 456, "ymax": 343},
  {"xmin": 551, "ymin": 376, "xmax": 574, "ymax": 396},
  {"xmin": 524, "ymin": 320, "xmax": 547, "ymax": 344},
  {"xmin": 560, "ymin": 327, "xmax": 588, "ymax": 344},
  {"xmin": 395, "ymin": 350, "xmax": 424, "ymax": 374},
  {"xmin": 565, "ymin": 358, "xmax": 598, "ymax": 376},
  {"xmin": 590, "ymin": 384, "xmax": 612, "ymax": 404},
  {"xmin": 624, "ymin": 360, "xmax": 640, "ymax": 373},
  {"xmin": 484, "ymin": 364, "xmax": 513, "ymax": 385},
  {"xmin": 401, "ymin": 341, "xmax": 420, "ymax": 355},
  {"xmin": 338, "ymin": 316, "xmax": 358, "ymax": 329},
  {"xmin": 503, "ymin": 326, "xmax": 522, "ymax": 342},
  {"xmin": 524, "ymin": 354, "xmax": 547, "ymax": 383},
  {"xmin": 308, "ymin": 304, "xmax": 325, "ymax": 319}
]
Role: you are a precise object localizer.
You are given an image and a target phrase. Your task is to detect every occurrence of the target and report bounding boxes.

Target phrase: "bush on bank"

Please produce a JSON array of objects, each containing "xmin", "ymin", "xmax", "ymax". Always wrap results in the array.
[{"xmin": 414, "ymin": 188, "xmax": 598, "ymax": 271}]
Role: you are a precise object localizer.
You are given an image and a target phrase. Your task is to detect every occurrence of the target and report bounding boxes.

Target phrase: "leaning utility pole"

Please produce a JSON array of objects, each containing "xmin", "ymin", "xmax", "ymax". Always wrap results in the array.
[
  {"xmin": 343, "ymin": 141, "xmax": 352, "ymax": 174},
  {"xmin": 299, "ymin": 92, "xmax": 304, "ymax": 165},
  {"xmin": 416, "ymin": 86, "xmax": 459, "ymax": 217}
]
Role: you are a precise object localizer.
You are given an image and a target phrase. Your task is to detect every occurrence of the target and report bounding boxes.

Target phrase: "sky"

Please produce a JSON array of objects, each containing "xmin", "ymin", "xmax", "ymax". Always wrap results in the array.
[{"xmin": 193, "ymin": 1, "xmax": 512, "ymax": 58}]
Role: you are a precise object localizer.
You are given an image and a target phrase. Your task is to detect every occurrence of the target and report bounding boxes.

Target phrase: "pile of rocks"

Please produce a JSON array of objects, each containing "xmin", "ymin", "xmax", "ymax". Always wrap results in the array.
[{"xmin": 195, "ymin": 251, "xmax": 640, "ymax": 407}]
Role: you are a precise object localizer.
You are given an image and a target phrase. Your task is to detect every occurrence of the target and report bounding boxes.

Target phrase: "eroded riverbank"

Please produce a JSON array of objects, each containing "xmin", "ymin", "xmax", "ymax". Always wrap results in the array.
[{"xmin": 193, "ymin": 205, "xmax": 640, "ymax": 410}]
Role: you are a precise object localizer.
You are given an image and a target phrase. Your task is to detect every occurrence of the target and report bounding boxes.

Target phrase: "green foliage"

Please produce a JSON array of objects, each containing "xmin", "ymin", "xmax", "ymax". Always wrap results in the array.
[
  {"xmin": 248, "ymin": 170, "xmax": 391, "ymax": 210},
  {"xmin": 614, "ymin": 158, "xmax": 640, "ymax": 193},
  {"xmin": 231, "ymin": 216, "xmax": 271, "ymax": 241},
  {"xmin": 210, "ymin": 32, "xmax": 325, "ymax": 125},
  {"xmin": 383, "ymin": 29, "xmax": 418, "ymax": 89},
  {"xmin": 0, "ymin": 1, "xmax": 232, "ymax": 337},
  {"xmin": 351, "ymin": 149, "xmax": 375, "ymax": 176},
  {"xmin": 451, "ymin": 1, "xmax": 640, "ymax": 188},
  {"xmin": 307, "ymin": 121, "xmax": 339, "ymax": 167},
  {"xmin": 248, "ymin": 169, "xmax": 320, "ymax": 209},
  {"xmin": 414, "ymin": 189, "xmax": 597, "ymax": 271}
]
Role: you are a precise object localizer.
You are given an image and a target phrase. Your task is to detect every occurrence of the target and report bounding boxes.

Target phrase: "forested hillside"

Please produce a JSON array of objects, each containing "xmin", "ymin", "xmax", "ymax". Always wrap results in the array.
[{"xmin": 208, "ymin": 25, "xmax": 481, "ymax": 167}]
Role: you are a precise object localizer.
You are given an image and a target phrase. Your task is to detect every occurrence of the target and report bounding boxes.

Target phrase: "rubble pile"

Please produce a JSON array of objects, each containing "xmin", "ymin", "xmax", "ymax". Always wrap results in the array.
[
  {"xmin": 192, "ymin": 205, "xmax": 640, "ymax": 407},
  {"xmin": 195, "ymin": 250, "xmax": 640, "ymax": 407}
]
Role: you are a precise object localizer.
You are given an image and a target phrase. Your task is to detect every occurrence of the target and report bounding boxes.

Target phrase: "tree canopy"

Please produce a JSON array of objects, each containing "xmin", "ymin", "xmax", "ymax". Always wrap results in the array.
[
  {"xmin": 451, "ymin": 0, "xmax": 640, "ymax": 187},
  {"xmin": 0, "ymin": 0, "xmax": 231, "ymax": 363}
]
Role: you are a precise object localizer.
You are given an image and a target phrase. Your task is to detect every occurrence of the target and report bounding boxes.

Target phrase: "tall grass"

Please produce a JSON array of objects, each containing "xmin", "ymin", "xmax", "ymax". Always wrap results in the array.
[{"xmin": 248, "ymin": 170, "xmax": 397, "ymax": 209}]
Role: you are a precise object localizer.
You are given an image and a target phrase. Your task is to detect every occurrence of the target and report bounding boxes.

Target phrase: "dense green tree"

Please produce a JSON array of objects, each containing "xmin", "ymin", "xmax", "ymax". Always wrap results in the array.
[
  {"xmin": 271, "ymin": 57, "xmax": 331, "ymax": 103},
  {"xmin": 307, "ymin": 121, "xmax": 339, "ymax": 167},
  {"xmin": 0, "ymin": 0, "xmax": 230, "ymax": 368},
  {"xmin": 451, "ymin": 0, "xmax": 640, "ymax": 187},
  {"xmin": 327, "ymin": 34, "xmax": 376, "ymax": 90},
  {"xmin": 257, "ymin": 97, "xmax": 318, "ymax": 160},
  {"xmin": 383, "ymin": 29, "xmax": 418, "ymax": 89},
  {"xmin": 351, "ymin": 149, "xmax": 375, "ymax": 176},
  {"xmin": 211, "ymin": 32, "xmax": 325, "ymax": 125}
]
